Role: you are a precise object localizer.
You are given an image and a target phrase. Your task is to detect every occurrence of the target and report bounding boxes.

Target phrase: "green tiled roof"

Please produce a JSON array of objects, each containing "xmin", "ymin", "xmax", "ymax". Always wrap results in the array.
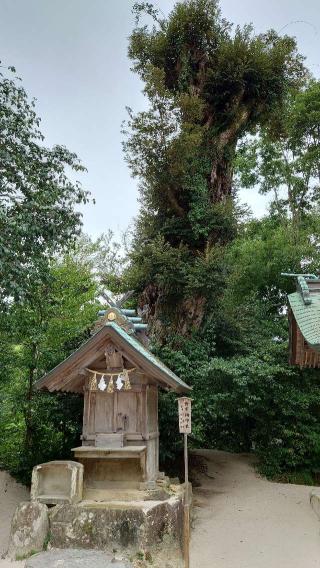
[
  {"xmin": 105, "ymin": 322, "xmax": 191, "ymax": 391},
  {"xmin": 288, "ymin": 291, "xmax": 320, "ymax": 351},
  {"xmin": 35, "ymin": 321, "xmax": 191, "ymax": 393}
]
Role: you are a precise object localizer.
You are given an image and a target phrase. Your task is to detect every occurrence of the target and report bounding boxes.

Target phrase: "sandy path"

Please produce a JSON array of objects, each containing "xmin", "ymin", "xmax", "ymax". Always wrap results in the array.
[
  {"xmin": 1, "ymin": 455, "xmax": 320, "ymax": 567},
  {"xmin": 190, "ymin": 450, "xmax": 320, "ymax": 568},
  {"xmin": 0, "ymin": 471, "xmax": 29, "ymax": 567}
]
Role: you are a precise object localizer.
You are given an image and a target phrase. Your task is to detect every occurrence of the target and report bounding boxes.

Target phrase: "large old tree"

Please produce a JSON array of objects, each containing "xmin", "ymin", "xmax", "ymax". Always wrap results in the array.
[{"xmin": 124, "ymin": 0, "xmax": 306, "ymax": 338}]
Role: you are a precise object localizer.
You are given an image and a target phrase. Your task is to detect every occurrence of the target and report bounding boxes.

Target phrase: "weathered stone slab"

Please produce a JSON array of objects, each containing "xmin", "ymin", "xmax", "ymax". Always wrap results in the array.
[
  {"xmin": 31, "ymin": 461, "xmax": 83, "ymax": 505},
  {"xmin": 49, "ymin": 504, "xmax": 144, "ymax": 549},
  {"xmin": 48, "ymin": 496, "xmax": 183, "ymax": 553},
  {"xmin": 25, "ymin": 549, "xmax": 132, "ymax": 567},
  {"xmin": 141, "ymin": 497, "xmax": 184, "ymax": 549},
  {"xmin": 8, "ymin": 501, "xmax": 49, "ymax": 560}
]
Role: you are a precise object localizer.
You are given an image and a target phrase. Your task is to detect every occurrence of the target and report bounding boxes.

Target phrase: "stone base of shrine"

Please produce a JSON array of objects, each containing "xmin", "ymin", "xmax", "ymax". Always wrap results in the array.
[
  {"xmin": 9, "ymin": 481, "xmax": 189, "ymax": 567},
  {"xmin": 50, "ymin": 495, "xmax": 183, "ymax": 548},
  {"xmin": 46, "ymin": 489, "xmax": 185, "ymax": 567}
]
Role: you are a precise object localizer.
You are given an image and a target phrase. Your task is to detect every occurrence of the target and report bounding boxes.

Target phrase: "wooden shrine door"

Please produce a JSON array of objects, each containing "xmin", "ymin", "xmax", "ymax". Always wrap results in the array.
[
  {"xmin": 116, "ymin": 390, "xmax": 142, "ymax": 435},
  {"xmin": 83, "ymin": 387, "xmax": 144, "ymax": 442},
  {"xmin": 94, "ymin": 392, "xmax": 114, "ymax": 434}
]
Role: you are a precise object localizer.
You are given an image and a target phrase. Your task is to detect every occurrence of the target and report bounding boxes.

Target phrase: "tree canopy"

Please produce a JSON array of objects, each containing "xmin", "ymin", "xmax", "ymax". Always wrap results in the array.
[
  {"xmin": 0, "ymin": 253, "xmax": 99, "ymax": 483},
  {"xmin": 0, "ymin": 65, "xmax": 90, "ymax": 304},
  {"xmin": 124, "ymin": 0, "xmax": 307, "ymax": 335},
  {"xmin": 236, "ymin": 81, "xmax": 320, "ymax": 226},
  {"xmin": 123, "ymin": 0, "xmax": 320, "ymax": 482}
]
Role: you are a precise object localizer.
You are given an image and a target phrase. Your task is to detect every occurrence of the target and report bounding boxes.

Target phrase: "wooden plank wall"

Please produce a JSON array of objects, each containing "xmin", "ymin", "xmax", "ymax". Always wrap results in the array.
[{"xmin": 289, "ymin": 315, "xmax": 320, "ymax": 368}]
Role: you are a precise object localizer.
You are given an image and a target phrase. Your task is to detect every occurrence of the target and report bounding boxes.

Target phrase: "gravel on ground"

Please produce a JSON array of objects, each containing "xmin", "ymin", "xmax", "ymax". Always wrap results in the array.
[
  {"xmin": 0, "ymin": 470, "xmax": 29, "ymax": 567},
  {"xmin": 2, "ymin": 453, "xmax": 320, "ymax": 568},
  {"xmin": 190, "ymin": 450, "xmax": 320, "ymax": 568}
]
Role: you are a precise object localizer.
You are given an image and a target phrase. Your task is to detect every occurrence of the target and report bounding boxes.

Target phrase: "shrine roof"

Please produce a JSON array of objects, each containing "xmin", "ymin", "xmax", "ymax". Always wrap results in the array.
[
  {"xmin": 288, "ymin": 276, "xmax": 320, "ymax": 352},
  {"xmin": 35, "ymin": 321, "xmax": 191, "ymax": 394},
  {"xmin": 111, "ymin": 322, "xmax": 191, "ymax": 391}
]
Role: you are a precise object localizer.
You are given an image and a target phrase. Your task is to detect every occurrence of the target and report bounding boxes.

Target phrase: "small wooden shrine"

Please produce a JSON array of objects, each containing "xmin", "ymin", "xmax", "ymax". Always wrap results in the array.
[
  {"xmin": 286, "ymin": 274, "xmax": 320, "ymax": 368},
  {"xmin": 35, "ymin": 305, "xmax": 191, "ymax": 499}
]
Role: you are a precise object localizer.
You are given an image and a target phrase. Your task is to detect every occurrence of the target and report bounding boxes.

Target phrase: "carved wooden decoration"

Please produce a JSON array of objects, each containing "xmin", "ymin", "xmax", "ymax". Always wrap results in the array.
[{"xmin": 105, "ymin": 342, "xmax": 123, "ymax": 369}]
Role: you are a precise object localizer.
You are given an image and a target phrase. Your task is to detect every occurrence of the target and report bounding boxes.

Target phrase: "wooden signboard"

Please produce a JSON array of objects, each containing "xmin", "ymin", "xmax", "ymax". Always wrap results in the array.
[
  {"xmin": 178, "ymin": 397, "xmax": 192, "ymax": 568},
  {"xmin": 178, "ymin": 397, "xmax": 192, "ymax": 434}
]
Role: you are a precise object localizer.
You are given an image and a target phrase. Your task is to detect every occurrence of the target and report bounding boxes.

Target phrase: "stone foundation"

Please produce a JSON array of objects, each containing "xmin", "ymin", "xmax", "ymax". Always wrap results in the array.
[
  {"xmin": 8, "ymin": 501, "xmax": 49, "ymax": 560},
  {"xmin": 9, "ymin": 485, "xmax": 187, "ymax": 567},
  {"xmin": 49, "ymin": 495, "xmax": 183, "ymax": 552}
]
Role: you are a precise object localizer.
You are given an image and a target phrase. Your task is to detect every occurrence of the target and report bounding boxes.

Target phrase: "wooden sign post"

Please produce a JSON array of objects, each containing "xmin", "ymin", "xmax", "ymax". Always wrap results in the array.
[{"xmin": 178, "ymin": 397, "xmax": 192, "ymax": 568}]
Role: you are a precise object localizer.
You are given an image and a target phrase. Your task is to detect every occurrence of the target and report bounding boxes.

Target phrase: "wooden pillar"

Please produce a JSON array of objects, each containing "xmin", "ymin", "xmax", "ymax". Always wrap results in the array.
[{"xmin": 184, "ymin": 432, "xmax": 190, "ymax": 568}]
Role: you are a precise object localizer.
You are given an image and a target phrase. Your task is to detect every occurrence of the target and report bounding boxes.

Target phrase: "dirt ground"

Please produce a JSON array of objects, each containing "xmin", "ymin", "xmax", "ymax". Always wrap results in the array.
[
  {"xmin": 190, "ymin": 449, "xmax": 320, "ymax": 568},
  {"xmin": 1, "ymin": 452, "xmax": 320, "ymax": 568},
  {"xmin": 0, "ymin": 470, "xmax": 29, "ymax": 567}
]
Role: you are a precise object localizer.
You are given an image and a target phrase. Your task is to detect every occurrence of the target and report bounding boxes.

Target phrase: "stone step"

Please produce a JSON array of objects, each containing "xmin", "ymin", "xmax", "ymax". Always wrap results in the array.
[
  {"xmin": 83, "ymin": 487, "xmax": 148, "ymax": 502},
  {"xmin": 26, "ymin": 549, "xmax": 132, "ymax": 567}
]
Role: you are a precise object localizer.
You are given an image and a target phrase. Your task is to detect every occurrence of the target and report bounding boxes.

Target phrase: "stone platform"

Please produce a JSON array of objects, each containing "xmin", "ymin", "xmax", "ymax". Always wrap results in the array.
[
  {"xmin": 26, "ymin": 549, "xmax": 131, "ymax": 567},
  {"xmin": 9, "ymin": 485, "xmax": 186, "ymax": 566},
  {"xmin": 49, "ymin": 494, "xmax": 183, "ymax": 551}
]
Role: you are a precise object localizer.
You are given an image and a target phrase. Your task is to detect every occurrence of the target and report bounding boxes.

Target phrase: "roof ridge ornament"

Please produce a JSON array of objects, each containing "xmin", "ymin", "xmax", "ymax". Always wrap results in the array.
[
  {"xmin": 281, "ymin": 273, "xmax": 317, "ymax": 305},
  {"xmin": 97, "ymin": 305, "xmax": 148, "ymax": 338},
  {"xmin": 281, "ymin": 272, "xmax": 318, "ymax": 280},
  {"xmin": 297, "ymin": 276, "xmax": 312, "ymax": 305},
  {"xmin": 94, "ymin": 307, "xmax": 135, "ymax": 335},
  {"xmin": 101, "ymin": 290, "xmax": 135, "ymax": 308}
]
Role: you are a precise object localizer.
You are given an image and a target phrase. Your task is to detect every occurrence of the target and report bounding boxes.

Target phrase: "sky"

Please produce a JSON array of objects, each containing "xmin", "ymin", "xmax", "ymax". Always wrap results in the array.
[{"xmin": 0, "ymin": 0, "xmax": 319, "ymax": 238}]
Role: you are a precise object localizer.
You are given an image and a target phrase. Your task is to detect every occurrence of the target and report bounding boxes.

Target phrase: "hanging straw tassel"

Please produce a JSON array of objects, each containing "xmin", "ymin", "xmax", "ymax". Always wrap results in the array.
[
  {"xmin": 89, "ymin": 372, "xmax": 97, "ymax": 391},
  {"xmin": 123, "ymin": 369, "xmax": 132, "ymax": 390},
  {"xmin": 107, "ymin": 376, "xmax": 115, "ymax": 393}
]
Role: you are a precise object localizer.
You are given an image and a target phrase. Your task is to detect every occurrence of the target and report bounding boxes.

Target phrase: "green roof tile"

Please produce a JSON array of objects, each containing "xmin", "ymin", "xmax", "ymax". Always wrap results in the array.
[
  {"xmin": 105, "ymin": 323, "xmax": 191, "ymax": 391},
  {"xmin": 288, "ymin": 292, "xmax": 320, "ymax": 351},
  {"xmin": 35, "ymin": 321, "xmax": 191, "ymax": 393}
]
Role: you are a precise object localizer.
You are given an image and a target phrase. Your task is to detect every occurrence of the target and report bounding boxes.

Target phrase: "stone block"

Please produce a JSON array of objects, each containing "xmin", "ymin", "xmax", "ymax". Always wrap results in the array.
[
  {"xmin": 49, "ymin": 504, "xmax": 144, "ymax": 550},
  {"xmin": 25, "ymin": 549, "xmax": 132, "ymax": 567},
  {"xmin": 48, "ymin": 495, "xmax": 184, "ymax": 554},
  {"xmin": 8, "ymin": 501, "xmax": 49, "ymax": 560},
  {"xmin": 31, "ymin": 460, "xmax": 83, "ymax": 505},
  {"xmin": 141, "ymin": 497, "xmax": 184, "ymax": 551}
]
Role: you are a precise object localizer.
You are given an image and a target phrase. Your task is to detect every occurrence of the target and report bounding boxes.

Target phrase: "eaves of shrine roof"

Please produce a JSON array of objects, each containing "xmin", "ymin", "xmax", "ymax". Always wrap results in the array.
[
  {"xmin": 288, "ymin": 280, "xmax": 320, "ymax": 352},
  {"xmin": 35, "ymin": 322, "xmax": 191, "ymax": 394}
]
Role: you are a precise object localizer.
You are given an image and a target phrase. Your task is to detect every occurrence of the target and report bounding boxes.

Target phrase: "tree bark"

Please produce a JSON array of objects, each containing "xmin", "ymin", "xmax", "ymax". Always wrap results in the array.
[
  {"xmin": 24, "ymin": 342, "xmax": 38, "ymax": 451},
  {"xmin": 209, "ymin": 101, "xmax": 250, "ymax": 202}
]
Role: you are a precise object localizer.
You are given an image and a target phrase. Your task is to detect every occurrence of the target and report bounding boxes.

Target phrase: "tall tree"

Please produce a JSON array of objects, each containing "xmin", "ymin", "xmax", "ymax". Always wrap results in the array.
[
  {"xmin": 73, "ymin": 230, "xmax": 131, "ymax": 295},
  {"xmin": 235, "ymin": 81, "xmax": 320, "ymax": 228},
  {"xmin": 0, "ymin": 65, "xmax": 90, "ymax": 304},
  {"xmin": 0, "ymin": 253, "xmax": 99, "ymax": 482},
  {"xmin": 124, "ymin": 0, "xmax": 306, "ymax": 337}
]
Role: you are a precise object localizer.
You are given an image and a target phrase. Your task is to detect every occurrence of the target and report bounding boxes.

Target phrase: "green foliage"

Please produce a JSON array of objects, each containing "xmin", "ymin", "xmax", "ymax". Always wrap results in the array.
[
  {"xmin": 235, "ymin": 81, "xmax": 320, "ymax": 223},
  {"xmin": 156, "ymin": 334, "xmax": 211, "ymax": 466},
  {"xmin": 124, "ymin": 0, "xmax": 307, "ymax": 333},
  {"xmin": 156, "ymin": 294, "xmax": 320, "ymax": 480},
  {"xmin": 0, "ymin": 389, "xmax": 84, "ymax": 484},
  {"xmin": 225, "ymin": 216, "xmax": 320, "ymax": 309},
  {"xmin": 0, "ymin": 254, "xmax": 99, "ymax": 483},
  {"xmin": 199, "ymin": 342, "xmax": 320, "ymax": 479},
  {"xmin": 0, "ymin": 65, "xmax": 90, "ymax": 303}
]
